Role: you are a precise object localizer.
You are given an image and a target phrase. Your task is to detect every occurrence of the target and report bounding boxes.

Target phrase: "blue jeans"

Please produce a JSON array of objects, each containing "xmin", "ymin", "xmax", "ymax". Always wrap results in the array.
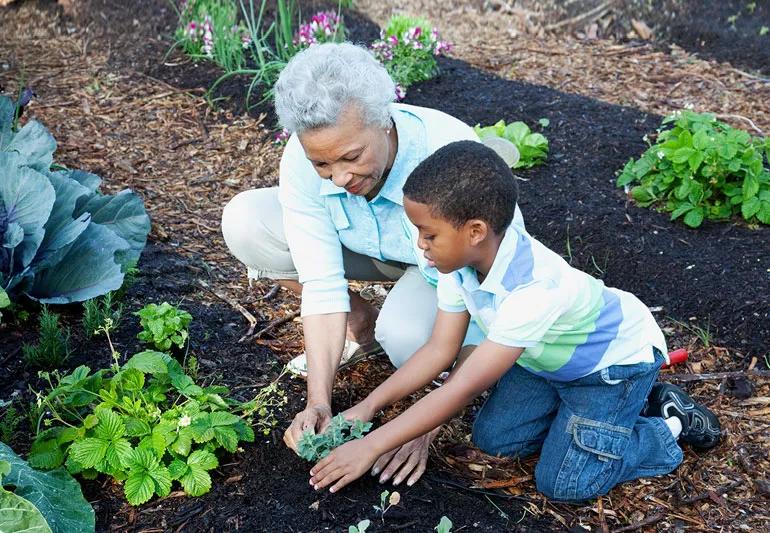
[{"xmin": 472, "ymin": 349, "xmax": 683, "ymax": 502}]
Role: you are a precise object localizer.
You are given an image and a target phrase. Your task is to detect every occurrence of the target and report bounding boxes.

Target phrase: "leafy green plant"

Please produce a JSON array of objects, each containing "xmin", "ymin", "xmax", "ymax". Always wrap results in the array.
[
  {"xmin": 0, "ymin": 287, "xmax": 9, "ymax": 323},
  {"xmin": 297, "ymin": 414, "xmax": 372, "ymax": 461},
  {"xmin": 0, "ymin": 442, "xmax": 95, "ymax": 533},
  {"xmin": 22, "ymin": 305, "xmax": 71, "ymax": 369},
  {"xmin": 474, "ymin": 119, "xmax": 549, "ymax": 169},
  {"xmin": 617, "ymin": 110, "xmax": 770, "ymax": 228},
  {"xmin": 370, "ymin": 15, "xmax": 452, "ymax": 98},
  {"xmin": 82, "ymin": 292, "xmax": 123, "ymax": 339},
  {"xmin": 0, "ymin": 94, "xmax": 151, "ymax": 304},
  {"xmin": 28, "ymin": 347, "xmax": 286, "ymax": 506},
  {"xmin": 135, "ymin": 302, "xmax": 192, "ymax": 352},
  {"xmin": 435, "ymin": 516, "xmax": 453, "ymax": 533}
]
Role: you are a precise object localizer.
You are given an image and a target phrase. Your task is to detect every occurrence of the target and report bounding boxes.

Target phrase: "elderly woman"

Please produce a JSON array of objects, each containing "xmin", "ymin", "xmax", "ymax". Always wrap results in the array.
[{"xmin": 221, "ymin": 42, "xmax": 522, "ymax": 486}]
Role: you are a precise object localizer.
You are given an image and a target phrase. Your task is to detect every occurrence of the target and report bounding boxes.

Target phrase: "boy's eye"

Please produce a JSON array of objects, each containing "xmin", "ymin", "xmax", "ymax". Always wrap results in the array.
[{"xmin": 424, "ymin": 235, "xmax": 435, "ymax": 241}]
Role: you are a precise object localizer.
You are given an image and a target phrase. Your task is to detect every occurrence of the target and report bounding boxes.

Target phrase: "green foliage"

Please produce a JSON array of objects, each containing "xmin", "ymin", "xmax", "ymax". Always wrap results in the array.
[
  {"xmin": 23, "ymin": 305, "xmax": 71, "ymax": 369},
  {"xmin": 617, "ymin": 110, "xmax": 770, "ymax": 228},
  {"xmin": 474, "ymin": 119, "xmax": 550, "ymax": 168},
  {"xmin": 297, "ymin": 414, "xmax": 372, "ymax": 461},
  {"xmin": 0, "ymin": 442, "xmax": 95, "ymax": 533},
  {"xmin": 0, "ymin": 401, "xmax": 21, "ymax": 443},
  {"xmin": 28, "ymin": 349, "xmax": 285, "ymax": 506},
  {"xmin": 0, "ymin": 287, "xmax": 9, "ymax": 323},
  {"xmin": 135, "ymin": 302, "xmax": 192, "ymax": 352},
  {"xmin": 82, "ymin": 292, "xmax": 123, "ymax": 339},
  {"xmin": 435, "ymin": 516, "xmax": 453, "ymax": 533},
  {"xmin": 0, "ymin": 95, "xmax": 151, "ymax": 305},
  {"xmin": 349, "ymin": 519, "xmax": 370, "ymax": 533},
  {"xmin": 175, "ymin": 0, "xmax": 249, "ymax": 73},
  {"xmin": 371, "ymin": 15, "xmax": 452, "ymax": 95}
]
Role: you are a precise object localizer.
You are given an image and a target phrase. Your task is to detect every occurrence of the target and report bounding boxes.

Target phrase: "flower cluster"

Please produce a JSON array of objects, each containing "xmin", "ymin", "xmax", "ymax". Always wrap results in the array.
[
  {"xmin": 370, "ymin": 17, "xmax": 452, "ymax": 100},
  {"xmin": 274, "ymin": 128, "xmax": 291, "ymax": 145},
  {"xmin": 294, "ymin": 11, "xmax": 345, "ymax": 47}
]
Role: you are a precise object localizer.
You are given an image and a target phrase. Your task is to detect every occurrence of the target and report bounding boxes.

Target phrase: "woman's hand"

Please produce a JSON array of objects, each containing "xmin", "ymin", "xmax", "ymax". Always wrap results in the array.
[
  {"xmin": 284, "ymin": 404, "xmax": 333, "ymax": 452},
  {"xmin": 309, "ymin": 438, "xmax": 379, "ymax": 493},
  {"xmin": 371, "ymin": 427, "xmax": 440, "ymax": 486}
]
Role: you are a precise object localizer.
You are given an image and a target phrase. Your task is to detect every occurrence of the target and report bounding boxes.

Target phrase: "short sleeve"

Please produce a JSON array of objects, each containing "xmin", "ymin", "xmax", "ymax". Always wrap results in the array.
[{"xmin": 436, "ymin": 274, "xmax": 467, "ymax": 313}]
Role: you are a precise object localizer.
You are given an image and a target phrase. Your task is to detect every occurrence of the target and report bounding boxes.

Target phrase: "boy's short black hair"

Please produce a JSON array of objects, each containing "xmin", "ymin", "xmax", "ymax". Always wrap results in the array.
[{"xmin": 403, "ymin": 140, "xmax": 519, "ymax": 234}]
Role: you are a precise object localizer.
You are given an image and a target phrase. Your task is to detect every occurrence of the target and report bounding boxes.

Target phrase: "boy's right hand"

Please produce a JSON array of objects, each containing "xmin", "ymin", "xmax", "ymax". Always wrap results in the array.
[{"xmin": 284, "ymin": 404, "xmax": 333, "ymax": 452}]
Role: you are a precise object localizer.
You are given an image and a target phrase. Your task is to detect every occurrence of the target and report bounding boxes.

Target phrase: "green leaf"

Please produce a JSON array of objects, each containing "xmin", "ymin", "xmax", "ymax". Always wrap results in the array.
[
  {"xmin": 124, "ymin": 417, "xmax": 151, "ymax": 438},
  {"xmin": 170, "ymin": 428, "xmax": 193, "ymax": 456},
  {"xmin": 94, "ymin": 408, "xmax": 125, "ymax": 441},
  {"xmin": 124, "ymin": 449, "xmax": 172, "ymax": 505},
  {"xmin": 187, "ymin": 450, "xmax": 218, "ymax": 471},
  {"xmin": 28, "ymin": 437, "xmax": 65, "ymax": 470},
  {"xmin": 178, "ymin": 463, "xmax": 212, "ymax": 497},
  {"xmin": 683, "ymin": 208, "xmax": 705, "ymax": 228},
  {"xmin": 0, "ymin": 484, "xmax": 53, "ymax": 533},
  {"xmin": 743, "ymin": 173, "xmax": 760, "ymax": 200},
  {"xmin": 672, "ymin": 147, "xmax": 695, "ymax": 164},
  {"xmin": 670, "ymin": 203, "xmax": 695, "ymax": 220},
  {"xmin": 124, "ymin": 470, "xmax": 155, "ymax": 506},
  {"xmin": 104, "ymin": 439, "xmax": 132, "ymax": 471},
  {"xmin": 756, "ymin": 201, "xmax": 770, "ymax": 224},
  {"xmin": 167, "ymin": 459, "xmax": 189, "ymax": 480},
  {"xmin": 213, "ymin": 426, "xmax": 239, "ymax": 452},
  {"xmin": 503, "ymin": 122, "xmax": 530, "ymax": 144},
  {"xmin": 0, "ymin": 442, "xmax": 94, "ymax": 533},
  {"xmin": 123, "ymin": 350, "xmax": 171, "ymax": 375},
  {"xmin": 118, "ymin": 368, "xmax": 145, "ymax": 391},
  {"xmin": 69, "ymin": 438, "xmax": 108, "ymax": 469},
  {"xmin": 742, "ymin": 197, "xmax": 761, "ymax": 220}
]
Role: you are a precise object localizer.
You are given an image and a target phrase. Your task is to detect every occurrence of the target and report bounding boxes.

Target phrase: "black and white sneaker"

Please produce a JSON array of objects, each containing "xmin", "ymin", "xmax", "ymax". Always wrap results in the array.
[{"xmin": 643, "ymin": 383, "xmax": 721, "ymax": 450}]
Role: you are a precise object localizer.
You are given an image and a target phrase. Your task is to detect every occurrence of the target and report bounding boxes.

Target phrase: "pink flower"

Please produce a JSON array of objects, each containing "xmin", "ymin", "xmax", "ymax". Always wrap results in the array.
[
  {"xmin": 274, "ymin": 128, "xmax": 291, "ymax": 145},
  {"xmin": 395, "ymin": 84, "xmax": 406, "ymax": 101}
]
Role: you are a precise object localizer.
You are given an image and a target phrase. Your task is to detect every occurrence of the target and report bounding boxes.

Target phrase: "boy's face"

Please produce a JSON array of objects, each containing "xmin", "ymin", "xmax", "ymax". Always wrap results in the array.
[{"xmin": 404, "ymin": 197, "xmax": 475, "ymax": 274}]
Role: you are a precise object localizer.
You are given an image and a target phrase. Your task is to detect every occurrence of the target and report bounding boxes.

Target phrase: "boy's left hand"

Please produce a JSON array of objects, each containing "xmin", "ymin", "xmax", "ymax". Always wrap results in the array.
[{"xmin": 310, "ymin": 438, "xmax": 378, "ymax": 493}]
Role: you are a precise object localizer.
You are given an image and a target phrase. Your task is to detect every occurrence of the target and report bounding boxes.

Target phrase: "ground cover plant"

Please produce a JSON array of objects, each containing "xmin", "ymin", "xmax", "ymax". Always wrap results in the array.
[
  {"xmin": 135, "ymin": 301, "xmax": 192, "ymax": 352},
  {"xmin": 0, "ymin": 442, "xmax": 95, "ymax": 533},
  {"xmin": 0, "ymin": 94, "xmax": 151, "ymax": 305},
  {"xmin": 28, "ymin": 342, "xmax": 285, "ymax": 506},
  {"xmin": 370, "ymin": 14, "xmax": 452, "ymax": 99},
  {"xmin": 474, "ymin": 119, "xmax": 549, "ymax": 168},
  {"xmin": 617, "ymin": 110, "xmax": 770, "ymax": 227},
  {"xmin": 297, "ymin": 414, "xmax": 371, "ymax": 461}
]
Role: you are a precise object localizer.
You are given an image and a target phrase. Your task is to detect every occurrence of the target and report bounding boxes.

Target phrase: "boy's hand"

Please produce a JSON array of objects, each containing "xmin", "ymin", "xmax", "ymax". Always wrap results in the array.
[
  {"xmin": 309, "ymin": 438, "xmax": 378, "ymax": 493},
  {"xmin": 371, "ymin": 427, "xmax": 439, "ymax": 486},
  {"xmin": 284, "ymin": 404, "xmax": 333, "ymax": 452}
]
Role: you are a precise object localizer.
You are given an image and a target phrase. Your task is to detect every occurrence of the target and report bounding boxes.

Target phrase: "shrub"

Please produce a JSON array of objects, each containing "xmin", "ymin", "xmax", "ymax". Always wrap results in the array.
[
  {"xmin": 175, "ymin": 0, "xmax": 250, "ymax": 72},
  {"xmin": 370, "ymin": 15, "xmax": 452, "ymax": 99},
  {"xmin": 22, "ymin": 305, "xmax": 71, "ymax": 369},
  {"xmin": 1, "ymin": 442, "xmax": 95, "ymax": 533},
  {"xmin": 0, "ymin": 94, "xmax": 151, "ymax": 304},
  {"xmin": 474, "ymin": 119, "xmax": 549, "ymax": 168},
  {"xmin": 135, "ymin": 302, "xmax": 193, "ymax": 352},
  {"xmin": 29, "ymin": 349, "xmax": 286, "ymax": 506},
  {"xmin": 617, "ymin": 110, "xmax": 770, "ymax": 228},
  {"xmin": 297, "ymin": 414, "xmax": 372, "ymax": 461}
]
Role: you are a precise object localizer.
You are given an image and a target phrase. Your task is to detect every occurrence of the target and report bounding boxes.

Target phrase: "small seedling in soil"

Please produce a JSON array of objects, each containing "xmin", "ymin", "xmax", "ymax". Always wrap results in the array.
[
  {"xmin": 82, "ymin": 292, "xmax": 123, "ymax": 339},
  {"xmin": 435, "ymin": 516, "xmax": 453, "ymax": 532},
  {"xmin": 373, "ymin": 490, "xmax": 400, "ymax": 521},
  {"xmin": 297, "ymin": 414, "xmax": 372, "ymax": 461},
  {"xmin": 135, "ymin": 302, "xmax": 192, "ymax": 352},
  {"xmin": 348, "ymin": 519, "xmax": 370, "ymax": 533},
  {"xmin": 22, "ymin": 305, "xmax": 71, "ymax": 369}
]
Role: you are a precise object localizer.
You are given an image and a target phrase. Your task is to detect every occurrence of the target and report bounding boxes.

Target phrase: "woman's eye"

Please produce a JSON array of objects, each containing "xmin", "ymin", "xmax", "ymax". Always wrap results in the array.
[{"xmin": 344, "ymin": 154, "xmax": 360, "ymax": 162}]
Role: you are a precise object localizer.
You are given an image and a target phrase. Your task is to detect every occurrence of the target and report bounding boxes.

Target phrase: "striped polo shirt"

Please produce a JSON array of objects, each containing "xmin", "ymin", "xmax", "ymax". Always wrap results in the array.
[{"xmin": 436, "ymin": 224, "xmax": 667, "ymax": 381}]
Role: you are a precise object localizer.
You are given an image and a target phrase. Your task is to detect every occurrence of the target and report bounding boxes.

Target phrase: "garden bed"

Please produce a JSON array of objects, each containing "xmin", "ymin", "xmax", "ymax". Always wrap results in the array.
[{"xmin": 2, "ymin": 1, "xmax": 769, "ymax": 532}]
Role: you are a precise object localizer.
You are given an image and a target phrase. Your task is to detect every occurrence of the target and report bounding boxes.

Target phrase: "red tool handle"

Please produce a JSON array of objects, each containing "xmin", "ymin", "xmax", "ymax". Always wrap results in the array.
[{"xmin": 662, "ymin": 348, "xmax": 689, "ymax": 368}]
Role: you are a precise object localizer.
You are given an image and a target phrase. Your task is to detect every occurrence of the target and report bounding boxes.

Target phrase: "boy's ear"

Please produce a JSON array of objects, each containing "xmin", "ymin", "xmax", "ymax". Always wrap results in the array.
[{"xmin": 466, "ymin": 219, "xmax": 489, "ymax": 246}]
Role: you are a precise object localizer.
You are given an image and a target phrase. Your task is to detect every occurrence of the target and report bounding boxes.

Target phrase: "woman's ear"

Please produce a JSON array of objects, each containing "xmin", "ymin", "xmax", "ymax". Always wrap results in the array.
[{"xmin": 466, "ymin": 219, "xmax": 489, "ymax": 246}]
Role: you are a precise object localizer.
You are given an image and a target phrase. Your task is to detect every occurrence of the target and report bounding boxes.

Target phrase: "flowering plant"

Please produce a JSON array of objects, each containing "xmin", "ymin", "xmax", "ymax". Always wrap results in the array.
[
  {"xmin": 294, "ymin": 10, "xmax": 346, "ymax": 48},
  {"xmin": 370, "ymin": 15, "xmax": 453, "ymax": 100},
  {"xmin": 175, "ymin": 0, "xmax": 250, "ymax": 72}
]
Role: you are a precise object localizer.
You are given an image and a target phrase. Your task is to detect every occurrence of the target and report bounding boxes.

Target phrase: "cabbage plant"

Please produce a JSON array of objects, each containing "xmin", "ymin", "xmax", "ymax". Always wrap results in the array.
[{"xmin": 0, "ymin": 95, "xmax": 150, "ymax": 304}]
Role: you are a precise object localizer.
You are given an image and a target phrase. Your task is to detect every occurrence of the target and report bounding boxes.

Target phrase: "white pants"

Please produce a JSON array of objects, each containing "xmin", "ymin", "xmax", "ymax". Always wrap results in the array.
[{"xmin": 222, "ymin": 187, "xmax": 451, "ymax": 368}]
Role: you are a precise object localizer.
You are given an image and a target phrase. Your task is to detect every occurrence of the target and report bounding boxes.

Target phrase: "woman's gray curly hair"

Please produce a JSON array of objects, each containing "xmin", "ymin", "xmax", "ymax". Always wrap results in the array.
[{"xmin": 274, "ymin": 42, "xmax": 396, "ymax": 134}]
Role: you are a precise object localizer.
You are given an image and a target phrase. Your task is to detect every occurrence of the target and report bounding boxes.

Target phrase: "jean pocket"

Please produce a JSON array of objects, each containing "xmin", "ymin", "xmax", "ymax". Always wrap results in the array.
[{"xmin": 569, "ymin": 416, "xmax": 632, "ymax": 462}]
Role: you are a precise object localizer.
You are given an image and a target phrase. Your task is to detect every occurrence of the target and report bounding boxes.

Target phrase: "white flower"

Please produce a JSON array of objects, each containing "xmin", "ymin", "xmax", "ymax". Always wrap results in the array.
[
  {"xmin": 179, "ymin": 415, "xmax": 191, "ymax": 427},
  {"xmin": 657, "ymin": 151, "xmax": 665, "ymax": 159}
]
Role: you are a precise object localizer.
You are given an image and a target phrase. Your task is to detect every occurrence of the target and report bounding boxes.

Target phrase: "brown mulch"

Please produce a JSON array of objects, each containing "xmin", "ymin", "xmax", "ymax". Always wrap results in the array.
[{"xmin": 2, "ymin": 1, "xmax": 769, "ymax": 532}]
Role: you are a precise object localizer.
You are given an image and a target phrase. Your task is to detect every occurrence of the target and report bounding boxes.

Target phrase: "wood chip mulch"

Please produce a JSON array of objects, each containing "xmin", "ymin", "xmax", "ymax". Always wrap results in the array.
[{"xmin": 2, "ymin": 2, "xmax": 768, "ymax": 531}]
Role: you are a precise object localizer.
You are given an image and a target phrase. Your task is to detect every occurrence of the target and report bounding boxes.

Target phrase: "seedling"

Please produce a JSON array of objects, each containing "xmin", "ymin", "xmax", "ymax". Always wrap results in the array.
[
  {"xmin": 22, "ymin": 305, "xmax": 71, "ymax": 369},
  {"xmin": 82, "ymin": 292, "xmax": 123, "ymax": 339},
  {"xmin": 297, "ymin": 414, "xmax": 372, "ymax": 461},
  {"xmin": 474, "ymin": 119, "xmax": 549, "ymax": 169},
  {"xmin": 135, "ymin": 302, "xmax": 192, "ymax": 352},
  {"xmin": 348, "ymin": 520, "xmax": 370, "ymax": 533},
  {"xmin": 435, "ymin": 516, "xmax": 453, "ymax": 532},
  {"xmin": 373, "ymin": 490, "xmax": 400, "ymax": 521}
]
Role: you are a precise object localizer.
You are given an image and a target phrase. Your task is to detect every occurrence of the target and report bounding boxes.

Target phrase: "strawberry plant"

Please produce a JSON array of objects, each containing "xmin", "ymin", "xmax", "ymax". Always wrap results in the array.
[
  {"xmin": 617, "ymin": 110, "xmax": 770, "ymax": 228},
  {"xmin": 297, "ymin": 414, "xmax": 372, "ymax": 461},
  {"xmin": 135, "ymin": 302, "xmax": 192, "ymax": 352},
  {"xmin": 28, "ymin": 346, "xmax": 286, "ymax": 506},
  {"xmin": 474, "ymin": 119, "xmax": 549, "ymax": 169}
]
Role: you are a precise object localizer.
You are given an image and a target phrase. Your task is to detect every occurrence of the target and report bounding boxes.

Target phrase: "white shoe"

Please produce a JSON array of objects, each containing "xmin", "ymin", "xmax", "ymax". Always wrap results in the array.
[{"xmin": 286, "ymin": 340, "xmax": 383, "ymax": 378}]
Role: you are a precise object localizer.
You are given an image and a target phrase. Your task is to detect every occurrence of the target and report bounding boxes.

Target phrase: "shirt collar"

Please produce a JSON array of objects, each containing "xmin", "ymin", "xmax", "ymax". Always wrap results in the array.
[{"xmin": 454, "ymin": 225, "xmax": 521, "ymax": 295}]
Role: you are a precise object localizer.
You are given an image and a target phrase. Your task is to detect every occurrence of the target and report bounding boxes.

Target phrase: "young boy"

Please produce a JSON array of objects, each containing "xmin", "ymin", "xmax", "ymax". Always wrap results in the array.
[{"xmin": 309, "ymin": 141, "xmax": 720, "ymax": 501}]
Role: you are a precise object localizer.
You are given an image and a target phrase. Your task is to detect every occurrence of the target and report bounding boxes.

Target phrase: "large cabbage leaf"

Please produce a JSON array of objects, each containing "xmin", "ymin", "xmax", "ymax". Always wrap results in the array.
[{"xmin": 0, "ymin": 443, "xmax": 95, "ymax": 533}]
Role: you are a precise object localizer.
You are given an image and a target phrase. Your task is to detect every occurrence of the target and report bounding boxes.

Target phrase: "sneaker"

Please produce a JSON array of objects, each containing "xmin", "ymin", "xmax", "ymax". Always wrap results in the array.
[
  {"xmin": 643, "ymin": 383, "xmax": 721, "ymax": 450},
  {"xmin": 286, "ymin": 340, "xmax": 384, "ymax": 378}
]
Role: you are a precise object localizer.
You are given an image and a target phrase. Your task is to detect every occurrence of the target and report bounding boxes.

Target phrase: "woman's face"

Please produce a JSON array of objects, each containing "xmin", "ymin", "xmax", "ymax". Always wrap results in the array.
[{"xmin": 298, "ymin": 104, "xmax": 394, "ymax": 199}]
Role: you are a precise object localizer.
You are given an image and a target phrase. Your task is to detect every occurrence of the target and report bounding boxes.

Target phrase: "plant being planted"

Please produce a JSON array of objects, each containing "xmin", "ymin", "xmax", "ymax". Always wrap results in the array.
[
  {"xmin": 370, "ymin": 15, "xmax": 452, "ymax": 100},
  {"xmin": 474, "ymin": 119, "xmax": 549, "ymax": 169},
  {"xmin": 0, "ymin": 94, "xmax": 151, "ymax": 305},
  {"xmin": 617, "ymin": 110, "xmax": 770, "ymax": 228},
  {"xmin": 297, "ymin": 414, "xmax": 372, "ymax": 461},
  {"xmin": 135, "ymin": 302, "xmax": 192, "ymax": 352},
  {"xmin": 28, "ymin": 347, "xmax": 286, "ymax": 506}
]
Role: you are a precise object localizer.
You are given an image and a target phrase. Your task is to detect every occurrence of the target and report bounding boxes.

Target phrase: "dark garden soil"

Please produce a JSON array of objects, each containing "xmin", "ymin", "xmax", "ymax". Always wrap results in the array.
[{"xmin": 2, "ymin": 1, "xmax": 770, "ymax": 532}]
